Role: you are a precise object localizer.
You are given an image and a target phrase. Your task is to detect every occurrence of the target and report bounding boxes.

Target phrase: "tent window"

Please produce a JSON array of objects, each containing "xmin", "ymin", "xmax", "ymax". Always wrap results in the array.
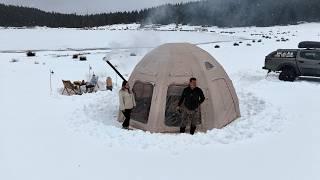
[
  {"xmin": 205, "ymin": 62, "xmax": 214, "ymax": 70},
  {"xmin": 131, "ymin": 81, "xmax": 154, "ymax": 124},
  {"xmin": 165, "ymin": 85, "xmax": 201, "ymax": 127}
]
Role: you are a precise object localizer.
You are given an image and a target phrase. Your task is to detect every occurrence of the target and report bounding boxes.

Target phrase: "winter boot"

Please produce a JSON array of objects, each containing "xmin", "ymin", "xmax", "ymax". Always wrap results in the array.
[
  {"xmin": 180, "ymin": 127, "xmax": 186, "ymax": 133},
  {"xmin": 190, "ymin": 125, "xmax": 196, "ymax": 135}
]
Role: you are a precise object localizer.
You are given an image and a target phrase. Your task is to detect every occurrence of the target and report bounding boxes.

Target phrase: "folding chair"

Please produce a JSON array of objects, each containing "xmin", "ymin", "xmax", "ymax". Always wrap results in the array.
[
  {"xmin": 62, "ymin": 80, "xmax": 81, "ymax": 95},
  {"xmin": 86, "ymin": 75, "xmax": 99, "ymax": 93}
]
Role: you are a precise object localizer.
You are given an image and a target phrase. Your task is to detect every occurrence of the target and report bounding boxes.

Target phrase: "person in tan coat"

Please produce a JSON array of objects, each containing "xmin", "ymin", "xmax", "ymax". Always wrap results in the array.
[
  {"xmin": 106, "ymin": 77, "xmax": 113, "ymax": 91},
  {"xmin": 119, "ymin": 81, "xmax": 136, "ymax": 129}
]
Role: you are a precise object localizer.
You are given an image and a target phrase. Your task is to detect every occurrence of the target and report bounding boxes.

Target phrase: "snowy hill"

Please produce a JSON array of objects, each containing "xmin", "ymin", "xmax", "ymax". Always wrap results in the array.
[{"xmin": 0, "ymin": 23, "xmax": 319, "ymax": 180}]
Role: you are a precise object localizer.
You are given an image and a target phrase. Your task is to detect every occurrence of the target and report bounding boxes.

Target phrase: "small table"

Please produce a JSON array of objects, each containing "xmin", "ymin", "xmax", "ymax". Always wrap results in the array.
[{"xmin": 73, "ymin": 80, "xmax": 86, "ymax": 94}]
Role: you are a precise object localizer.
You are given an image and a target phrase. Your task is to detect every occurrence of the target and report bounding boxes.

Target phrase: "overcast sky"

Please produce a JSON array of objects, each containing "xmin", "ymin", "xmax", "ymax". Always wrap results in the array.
[{"xmin": 0, "ymin": 0, "xmax": 196, "ymax": 14}]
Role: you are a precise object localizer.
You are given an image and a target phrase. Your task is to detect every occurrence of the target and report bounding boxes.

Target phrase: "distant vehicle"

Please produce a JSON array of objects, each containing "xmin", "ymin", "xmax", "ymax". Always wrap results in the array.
[
  {"xmin": 26, "ymin": 51, "xmax": 36, "ymax": 57},
  {"xmin": 263, "ymin": 41, "xmax": 320, "ymax": 81}
]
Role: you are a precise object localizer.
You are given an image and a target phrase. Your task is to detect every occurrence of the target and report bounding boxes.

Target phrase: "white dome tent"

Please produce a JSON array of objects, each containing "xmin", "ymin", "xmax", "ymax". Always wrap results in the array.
[{"xmin": 118, "ymin": 43, "xmax": 240, "ymax": 133}]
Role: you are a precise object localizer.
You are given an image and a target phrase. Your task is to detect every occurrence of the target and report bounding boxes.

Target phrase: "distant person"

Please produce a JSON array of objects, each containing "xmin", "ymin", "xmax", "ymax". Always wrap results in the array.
[
  {"xmin": 177, "ymin": 77, "xmax": 205, "ymax": 135},
  {"xmin": 106, "ymin": 77, "xmax": 113, "ymax": 91},
  {"xmin": 119, "ymin": 81, "xmax": 136, "ymax": 129}
]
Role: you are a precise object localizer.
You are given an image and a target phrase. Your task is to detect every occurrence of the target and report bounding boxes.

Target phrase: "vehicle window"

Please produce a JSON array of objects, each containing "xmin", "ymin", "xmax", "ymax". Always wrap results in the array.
[
  {"xmin": 300, "ymin": 51, "xmax": 320, "ymax": 60},
  {"xmin": 274, "ymin": 51, "xmax": 297, "ymax": 58},
  {"xmin": 267, "ymin": 51, "xmax": 277, "ymax": 58},
  {"xmin": 131, "ymin": 81, "xmax": 154, "ymax": 124}
]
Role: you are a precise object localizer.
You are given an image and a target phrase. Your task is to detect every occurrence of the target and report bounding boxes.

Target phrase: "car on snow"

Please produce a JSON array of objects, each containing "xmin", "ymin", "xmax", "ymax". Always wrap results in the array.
[{"xmin": 263, "ymin": 41, "xmax": 320, "ymax": 81}]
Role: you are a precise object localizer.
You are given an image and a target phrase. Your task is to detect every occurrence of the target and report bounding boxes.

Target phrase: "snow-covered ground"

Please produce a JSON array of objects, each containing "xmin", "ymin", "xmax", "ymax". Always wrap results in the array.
[{"xmin": 0, "ymin": 23, "xmax": 320, "ymax": 180}]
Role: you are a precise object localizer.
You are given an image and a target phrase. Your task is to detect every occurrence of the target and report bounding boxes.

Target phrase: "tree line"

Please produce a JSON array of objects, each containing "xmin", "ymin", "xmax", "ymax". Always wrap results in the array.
[{"xmin": 0, "ymin": 0, "xmax": 319, "ymax": 28}]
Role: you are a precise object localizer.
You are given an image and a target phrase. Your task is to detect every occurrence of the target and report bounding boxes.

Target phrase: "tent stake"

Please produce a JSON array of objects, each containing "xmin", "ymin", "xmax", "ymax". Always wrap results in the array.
[{"xmin": 49, "ymin": 69, "xmax": 54, "ymax": 95}]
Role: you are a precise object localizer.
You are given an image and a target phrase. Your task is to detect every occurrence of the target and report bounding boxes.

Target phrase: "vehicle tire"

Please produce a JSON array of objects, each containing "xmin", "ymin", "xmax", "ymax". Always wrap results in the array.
[{"xmin": 279, "ymin": 68, "xmax": 297, "ymax": 82}]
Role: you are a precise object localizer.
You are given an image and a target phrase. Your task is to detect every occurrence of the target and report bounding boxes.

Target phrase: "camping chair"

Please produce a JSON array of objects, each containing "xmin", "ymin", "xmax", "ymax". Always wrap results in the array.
[
  {"xmin": 86, "ymin": 75, "xmax": 99, "ymax": 93},
  {"xmin": 62, "ymin": 80, "xmax": 81, "ymax": 95}
]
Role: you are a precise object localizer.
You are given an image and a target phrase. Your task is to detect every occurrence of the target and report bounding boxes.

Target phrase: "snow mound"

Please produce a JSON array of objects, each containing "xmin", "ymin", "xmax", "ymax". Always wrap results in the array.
[{"xmin": 67, "ymin": 87, "xmax": 284, "ymax": 151}]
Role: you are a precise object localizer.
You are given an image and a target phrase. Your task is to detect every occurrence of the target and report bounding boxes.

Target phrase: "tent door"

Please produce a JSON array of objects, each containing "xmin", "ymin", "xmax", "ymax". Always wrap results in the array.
[{"xmin": 165, "ymin": 85, "xmax": 202, "ymax": 127}]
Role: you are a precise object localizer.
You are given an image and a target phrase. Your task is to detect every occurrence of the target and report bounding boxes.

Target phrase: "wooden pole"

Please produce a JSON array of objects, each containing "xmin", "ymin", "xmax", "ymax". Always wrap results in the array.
[
  {"xmin": 49, "ymin": 69, "xmax": 53, "ymax": 95},
  {"xmin": 89, "ymin": 64, "xmax": 92, "ymax": 79}
]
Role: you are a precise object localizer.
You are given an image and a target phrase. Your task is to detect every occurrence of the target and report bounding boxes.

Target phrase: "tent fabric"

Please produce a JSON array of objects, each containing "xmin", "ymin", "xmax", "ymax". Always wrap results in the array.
[{"xmin": 118, "ymin": 43, "xmax": 240, "ymax": 133}]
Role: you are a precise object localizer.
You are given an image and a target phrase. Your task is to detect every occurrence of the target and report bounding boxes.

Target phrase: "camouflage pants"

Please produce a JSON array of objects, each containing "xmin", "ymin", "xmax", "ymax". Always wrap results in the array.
[{"xmin": 180, "ymin": 108, "xmax": 200, "ymax": 127}]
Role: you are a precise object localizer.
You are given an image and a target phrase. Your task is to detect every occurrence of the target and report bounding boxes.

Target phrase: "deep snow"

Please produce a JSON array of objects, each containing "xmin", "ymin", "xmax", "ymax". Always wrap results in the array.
[{"xmin": 0, "ymin": 23, "xmax": 319, "ymax": 180}]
